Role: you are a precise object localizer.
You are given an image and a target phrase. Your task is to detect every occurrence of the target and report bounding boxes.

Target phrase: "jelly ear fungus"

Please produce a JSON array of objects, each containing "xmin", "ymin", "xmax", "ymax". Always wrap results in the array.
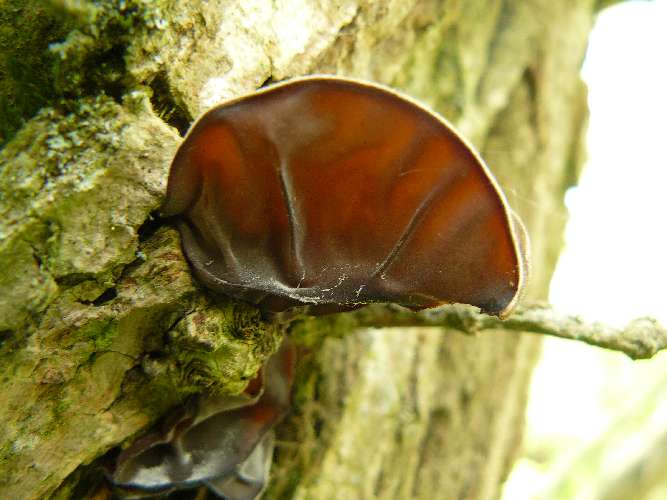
[
  {"xmin": 162, "ymin": 76, "xmax": 528, "ymax": 319},
  {"xmin": 110, "ymin": 76, "xmax": 528, "ymax": 499},
  {"xmin": 110, "ymin": 339, "xmax": 295, "ymax": 499}
]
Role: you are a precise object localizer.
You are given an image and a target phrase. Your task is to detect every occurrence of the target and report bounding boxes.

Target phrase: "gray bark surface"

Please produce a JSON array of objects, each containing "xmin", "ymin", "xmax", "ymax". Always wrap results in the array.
[{"xmin": 0, "ymin": 1, "xmax": 597, "ymax": 499}]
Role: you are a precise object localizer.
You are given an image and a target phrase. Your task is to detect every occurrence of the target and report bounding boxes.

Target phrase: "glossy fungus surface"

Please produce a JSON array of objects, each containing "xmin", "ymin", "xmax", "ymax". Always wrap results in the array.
[
  {"xmin": 111, "ymin": 340, "xmax": 295, "ymax": 498},
  {"xmin": 163, "ymin": 76, "xmax": 527, "ymax": 317}
]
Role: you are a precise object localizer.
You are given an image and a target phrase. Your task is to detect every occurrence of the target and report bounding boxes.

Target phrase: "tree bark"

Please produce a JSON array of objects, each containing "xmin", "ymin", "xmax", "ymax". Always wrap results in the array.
[{"xmin": 0, "ymin": 1, "xmax": 597, "ymax": 499}]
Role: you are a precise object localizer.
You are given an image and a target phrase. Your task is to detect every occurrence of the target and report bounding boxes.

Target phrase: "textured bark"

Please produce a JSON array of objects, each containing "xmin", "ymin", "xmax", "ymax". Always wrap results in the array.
[{"xmin": 0, "ymin": 1, "xmax": 596, "ymax": 499}]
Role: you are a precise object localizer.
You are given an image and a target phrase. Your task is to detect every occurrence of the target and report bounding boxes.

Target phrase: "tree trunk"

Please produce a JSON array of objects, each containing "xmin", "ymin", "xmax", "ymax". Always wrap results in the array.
[{"xmin": 0, "ymin": 1, "xmax": 597, "ymax": 499}]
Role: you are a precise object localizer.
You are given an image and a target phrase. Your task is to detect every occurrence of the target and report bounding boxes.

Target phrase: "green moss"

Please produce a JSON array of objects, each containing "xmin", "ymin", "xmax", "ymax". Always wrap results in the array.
[
  {"xmin": 0, "ymin": 0, "xmax": 74, "ymax": 145},
  {"xmin": 50, "ymin": 1, "xmax": 157, "ymax": 97},
  {"xmin": 0, "ymin": 95, "xmax": 126, "ymax": 226},
  {"xmin": 288, "ymin": 312, "xmax": 353, "ymax": 348},
  {"xmin": 52, "ymin": 397, "xmax": 73, "ymax": 423},
  {"xmin": 131, "ymin": 372, "xmax": 188, "ymax": 415},
  {"xmin": 92, "ymin": 321, "xmax": 117, "ymax": 351},
  {"xmin": 165, "ymin": 300, "xmax": 284, "ymax": 394},
  {"xmin": 0, "ymin": 0, "xmax": 172, "ymax": 146},
  {"xmin": 0, "ymin": 95, "xmax": 151, "ymax": 332},
  {"xmin": 267, "ymin": 339, "xmax": 329, "ymax": 499}
]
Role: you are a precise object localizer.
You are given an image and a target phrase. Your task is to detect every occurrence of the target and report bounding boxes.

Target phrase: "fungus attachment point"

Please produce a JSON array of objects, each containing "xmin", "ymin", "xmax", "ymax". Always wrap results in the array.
[
  {"xmin": 111, "ymin": 339, "xmax": 295, "ymax": 499},
  {"xmin": 163, "ymin": 76, "xmax": 528, "ymax": 318}
]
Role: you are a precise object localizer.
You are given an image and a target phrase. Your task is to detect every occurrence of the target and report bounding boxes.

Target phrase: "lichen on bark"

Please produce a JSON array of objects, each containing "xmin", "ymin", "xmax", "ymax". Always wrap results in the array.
[{"xmin": 0, "ymin": 92, "xmax": 281, "ymax": 498}]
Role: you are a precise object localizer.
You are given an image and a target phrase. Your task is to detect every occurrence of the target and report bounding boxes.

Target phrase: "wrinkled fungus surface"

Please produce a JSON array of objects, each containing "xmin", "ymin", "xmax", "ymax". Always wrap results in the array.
[
  {"xmin": 111, "ymin": 339, "xmax": 295, "ymax": 498},
  {"xmin": 163, "ymin": 76, "xmax": 526, "ymax": 318}
]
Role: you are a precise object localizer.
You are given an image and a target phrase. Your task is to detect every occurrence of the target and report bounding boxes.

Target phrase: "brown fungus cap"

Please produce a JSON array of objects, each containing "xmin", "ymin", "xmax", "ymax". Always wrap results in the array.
[{"xmin": 163, "ymin": 76, "xmax": 528, "ymax": 318}]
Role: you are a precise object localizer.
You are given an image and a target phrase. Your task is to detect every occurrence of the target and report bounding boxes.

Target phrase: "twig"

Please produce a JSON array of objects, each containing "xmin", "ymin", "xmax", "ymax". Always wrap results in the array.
[{"xmin": 302, "ymin": 302, "xmax": 667, "ymax": 360}]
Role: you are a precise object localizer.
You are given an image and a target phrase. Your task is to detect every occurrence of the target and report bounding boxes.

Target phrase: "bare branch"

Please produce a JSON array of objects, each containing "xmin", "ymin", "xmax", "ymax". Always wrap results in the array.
[{"xmin": 301, "ymin": 303, "xmax": 667, "ymax": 360}]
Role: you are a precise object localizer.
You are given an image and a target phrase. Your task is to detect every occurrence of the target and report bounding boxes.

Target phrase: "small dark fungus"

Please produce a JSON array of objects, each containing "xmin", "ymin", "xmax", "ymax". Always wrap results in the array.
[
  {"xmin": 111, "ymin": 339, "xmax": 295, "ymax": 499},
  {"xmin": 162, "ymin": 76, "xmax": 528, "ymax": 318}
]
